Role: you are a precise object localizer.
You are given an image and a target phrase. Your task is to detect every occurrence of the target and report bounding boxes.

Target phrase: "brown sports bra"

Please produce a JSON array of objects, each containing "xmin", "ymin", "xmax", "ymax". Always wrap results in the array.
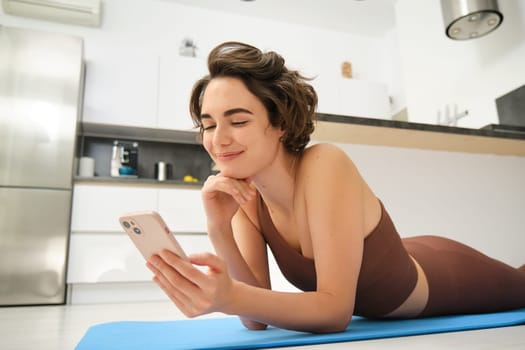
[{"xmin": 257, "ymin": 197, "xmax": 418, "ymax": 317}]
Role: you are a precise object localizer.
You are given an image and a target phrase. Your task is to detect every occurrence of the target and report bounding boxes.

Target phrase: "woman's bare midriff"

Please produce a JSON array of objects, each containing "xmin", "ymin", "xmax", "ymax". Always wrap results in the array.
[{"xmin": 383, "ymin": 255, "xmax": 429, "ymax": 318}]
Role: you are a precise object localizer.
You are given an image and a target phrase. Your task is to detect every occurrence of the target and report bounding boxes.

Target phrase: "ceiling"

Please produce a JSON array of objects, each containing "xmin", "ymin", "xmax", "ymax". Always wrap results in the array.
[{"xmin": 164, "ymin": 0, "xmax": 398, "ymax": 37}]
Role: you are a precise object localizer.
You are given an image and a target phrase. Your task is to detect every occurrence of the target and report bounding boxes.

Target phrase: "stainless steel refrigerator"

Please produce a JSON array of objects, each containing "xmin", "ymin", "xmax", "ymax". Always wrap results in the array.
[{"xmin": 0, "ymin": 25, "xmax": 84, "ymax": 305}]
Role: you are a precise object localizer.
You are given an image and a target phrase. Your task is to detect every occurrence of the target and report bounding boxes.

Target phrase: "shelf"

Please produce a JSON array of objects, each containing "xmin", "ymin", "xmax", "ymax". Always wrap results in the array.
[
  {"xmin": 74, "ymin": 176, "xmax": 203, "ymax": 188},
  {"xmin": 79, "ymin": 122, "xmax": 202, "ymax": 145}
]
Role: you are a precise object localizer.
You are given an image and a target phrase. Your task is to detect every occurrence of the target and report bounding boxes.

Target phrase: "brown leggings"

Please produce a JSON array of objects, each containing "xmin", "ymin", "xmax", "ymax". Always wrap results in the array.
[{"xmin": 403, "ymin": 236, "xmax": 525, "ymax": 317}]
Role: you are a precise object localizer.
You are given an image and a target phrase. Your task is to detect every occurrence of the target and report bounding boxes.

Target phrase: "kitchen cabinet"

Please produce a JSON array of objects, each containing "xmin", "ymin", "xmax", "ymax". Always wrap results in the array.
[
  {"xmin": 67, "ymin": 233, "xmax": 213, "ymax": 284},
  {"xmin": 157, "ymin": 55, "xmax": 207, "ymax": 131},
  {"xmin": 314, "ymin": 77, "xmax": 389, "ymax": 118},
  {"xmin": 70, "ymin": 184, "xmax": 158, "ymax": 232},
  {"xmin": 68, "ymin": 183, "xmax": 209, "ymax": 288},
  {"xmin": 82, "ymin": 51, "xmax": 159, "ymax": 128},
  {"xmin": 158, "ymin": 188, "xmax": 207, "ymax": 233},
  {"xmin": 83, "ymin": 52, "xmax": 206, "ymax": 131},
  {"xmin": 71, "ymin": 184, "xmax": 206, "ymax": 233}
]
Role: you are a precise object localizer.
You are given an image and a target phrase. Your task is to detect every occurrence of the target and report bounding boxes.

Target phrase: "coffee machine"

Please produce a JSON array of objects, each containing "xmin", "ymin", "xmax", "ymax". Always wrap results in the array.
[{"xmin": 111, "ymin": 141, "xmax": 139, "ymax": 177}]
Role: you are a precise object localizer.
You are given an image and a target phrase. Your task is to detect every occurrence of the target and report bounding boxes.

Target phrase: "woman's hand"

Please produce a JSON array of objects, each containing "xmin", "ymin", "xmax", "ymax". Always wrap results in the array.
[
  {"xmin": 147, "ymin": 250, "xmax": 235, "ymax": 317},
  {"xmin": 201, "ymin": 174, "xmax": 256, "ymax": 228}
]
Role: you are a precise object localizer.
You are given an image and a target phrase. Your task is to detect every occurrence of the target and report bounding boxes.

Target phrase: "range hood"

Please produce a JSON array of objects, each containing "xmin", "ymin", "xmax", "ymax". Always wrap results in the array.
[
  {"xmin": 440, "ymin": 0, "xmax": 503, "ymax": 40},
  {"xmin": 1, "ymin": 0, "xmax": 101, "ymax": 27}
]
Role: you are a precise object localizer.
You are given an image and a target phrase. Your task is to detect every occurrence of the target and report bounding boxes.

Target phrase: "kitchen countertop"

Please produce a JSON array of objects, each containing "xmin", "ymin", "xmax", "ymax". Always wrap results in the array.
[{"xmin": 314, "ymin": 113, "xmax": 525, "ymax": 156}]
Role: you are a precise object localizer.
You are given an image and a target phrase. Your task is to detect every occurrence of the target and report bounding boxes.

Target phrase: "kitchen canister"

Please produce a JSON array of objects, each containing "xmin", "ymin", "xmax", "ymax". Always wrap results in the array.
[
  {"xmin": 78, "ymin": 157, "xmax": 95, "ymax": 177},
  {"xmin": 155, "ymin": 161, "xmax": 172, "ymax": 181}
]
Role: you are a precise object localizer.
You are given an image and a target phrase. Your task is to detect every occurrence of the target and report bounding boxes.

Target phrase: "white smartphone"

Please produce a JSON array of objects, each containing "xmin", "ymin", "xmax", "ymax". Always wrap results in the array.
[{"xmin": 119, "ymin": 210, "xmax": 188, "ymax": 261}]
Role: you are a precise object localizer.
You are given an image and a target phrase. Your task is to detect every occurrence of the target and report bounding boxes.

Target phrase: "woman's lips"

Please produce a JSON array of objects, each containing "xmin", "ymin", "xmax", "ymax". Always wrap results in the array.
[{"xmin": 215, "ymin": 151, "xmax": 243, "ymax": 161}]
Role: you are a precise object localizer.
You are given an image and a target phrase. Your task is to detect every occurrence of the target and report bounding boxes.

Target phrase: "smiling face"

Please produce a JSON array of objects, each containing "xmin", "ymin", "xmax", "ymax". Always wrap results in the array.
[{"xmin": 200, "ymin": 76, "xmax": 284, "ymax": 179}]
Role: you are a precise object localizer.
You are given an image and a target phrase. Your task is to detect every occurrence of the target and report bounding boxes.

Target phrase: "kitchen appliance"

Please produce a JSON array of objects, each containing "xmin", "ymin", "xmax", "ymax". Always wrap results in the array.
[
  {"xmin": 440, "ymin": 0, "xmax": 503, "ymax": 40},
  {"xmin": 111, "ymin": 140, "xmax": 139, "ymax": 177},
  {"xmin": 0, "ymin": 26, "xmax": 84, "ymax": 305}
]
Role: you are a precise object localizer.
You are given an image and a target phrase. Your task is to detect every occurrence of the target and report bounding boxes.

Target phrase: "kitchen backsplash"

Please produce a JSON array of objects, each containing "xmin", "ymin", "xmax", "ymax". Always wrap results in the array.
[{"xmin": 78, "ymin": 135, "xmax": 212, "ymax": 182}]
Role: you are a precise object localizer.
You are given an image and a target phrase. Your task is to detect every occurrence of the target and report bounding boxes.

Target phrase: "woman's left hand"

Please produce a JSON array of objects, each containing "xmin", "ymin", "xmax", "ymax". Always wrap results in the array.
[{"xmin": 147, "ymin": 250, "xmax": 234, "ymax": 317}]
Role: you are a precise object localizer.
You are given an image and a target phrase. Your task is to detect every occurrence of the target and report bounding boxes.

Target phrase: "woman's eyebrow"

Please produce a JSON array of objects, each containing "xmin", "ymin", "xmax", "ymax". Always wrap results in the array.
[
  {"xmin": 223, "ymin": 108, "xmax": 253, "ymax": 117},
  {"xmin": 200, "ymin": 108, "xmax": 253, "ymax": 120}
]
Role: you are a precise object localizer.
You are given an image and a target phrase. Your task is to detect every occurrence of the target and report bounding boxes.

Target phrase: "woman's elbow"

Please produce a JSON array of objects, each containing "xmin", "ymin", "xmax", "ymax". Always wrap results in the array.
[
  {"xmin": 312, "ymin": 310, "xmax": 353, "ymax": 334},
  {"xmin": 241, "ymin": 318, "xmax": 268, "ymax": 331}
]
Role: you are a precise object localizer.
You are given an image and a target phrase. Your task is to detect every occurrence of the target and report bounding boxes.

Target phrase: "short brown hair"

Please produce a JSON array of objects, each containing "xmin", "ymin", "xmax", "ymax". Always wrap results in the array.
[{"xmin": 190, "ymin": 41, "xmax": 318, "ymax": 154}]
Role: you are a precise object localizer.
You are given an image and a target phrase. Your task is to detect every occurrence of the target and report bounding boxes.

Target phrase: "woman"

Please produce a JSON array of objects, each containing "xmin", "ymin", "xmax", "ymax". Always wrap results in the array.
[{"xmin": 147, "ymin": 41, "xmax": 525, "ymax": 333}]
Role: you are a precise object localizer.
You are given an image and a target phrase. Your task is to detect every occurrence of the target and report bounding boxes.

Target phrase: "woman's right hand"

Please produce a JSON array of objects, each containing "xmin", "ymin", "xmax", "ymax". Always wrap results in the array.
[{"xmin": 201, "ymin": 174, "xmax": 256, "ymax": 229}]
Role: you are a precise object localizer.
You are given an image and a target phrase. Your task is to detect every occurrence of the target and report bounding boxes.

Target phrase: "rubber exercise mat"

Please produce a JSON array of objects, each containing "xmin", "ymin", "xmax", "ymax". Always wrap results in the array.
[{"xmin": 76, "ymin": 308, "xmax": 525, "ymax": 350}]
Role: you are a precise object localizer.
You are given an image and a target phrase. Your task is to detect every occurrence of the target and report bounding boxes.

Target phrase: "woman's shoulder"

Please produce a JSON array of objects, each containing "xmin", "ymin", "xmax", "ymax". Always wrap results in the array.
[
  {"xmin": 301, "ymin": 143, "xmax": 356, "ymax": 168},
  {"xmin": 298, "ymin": 143, "xmax": 361, "ymax": 188}
]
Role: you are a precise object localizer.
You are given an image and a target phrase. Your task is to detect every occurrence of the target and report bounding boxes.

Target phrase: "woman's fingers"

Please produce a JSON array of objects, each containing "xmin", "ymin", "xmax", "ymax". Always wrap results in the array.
[
  {"xmin": 148, "ymin": 253, "xmax": 202, "ymax": 314},
  {"xmin": 148, "ymin": 250, "xmax": 234, "ymax": 316},
  {"xmin": 203, "ymin": 174, "xmax": 256, "ymax": 204},
  {"xmin": 148, "ymin": 250, "xmax": 221, "ymax": 317}
]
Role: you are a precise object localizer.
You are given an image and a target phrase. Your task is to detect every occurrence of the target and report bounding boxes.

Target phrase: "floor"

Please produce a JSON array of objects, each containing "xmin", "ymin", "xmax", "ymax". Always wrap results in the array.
[{"xmin": 0, "ymin": 301, "xmax": 524, "ymax": 350}]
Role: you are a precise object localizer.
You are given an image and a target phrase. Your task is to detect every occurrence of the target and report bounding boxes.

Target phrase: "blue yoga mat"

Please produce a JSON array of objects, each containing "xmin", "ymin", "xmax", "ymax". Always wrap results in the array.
[{"xmin": 76, "ymin": 308, "xmax": 525, "ymax": 350}]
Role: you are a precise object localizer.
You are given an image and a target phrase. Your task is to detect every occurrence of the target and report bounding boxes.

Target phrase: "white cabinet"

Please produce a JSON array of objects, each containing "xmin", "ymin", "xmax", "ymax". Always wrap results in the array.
[
  {"xmin": 82, "ymin": 51, "xmax": 159, "ymax": 128},
  {"xmin": 313, "ymin": 75, "xmax": 390, "ymax": 119},
  {"xmin": 71, "ymin": 184, "xmax": 207, "ymax": 233},
  {"xmin": 68, "ymin": 183, "xmax": 209, "ymax": 286},
  {"xmin": 83, "ymin": 52, "xmax": 207, "ymax": 131},
  {"xmin": 70, "ymin": 184, "xmax": 158, "ymax": 232},
  {"xmin": 158, "ymin": 188, "xmax": 207, "ymax": 233},
  {"xmin": 336, "ymin": 79, "xmax": 390, "ymax": 119},
  {"xmin": 158, "ymin": 55, "xmax": 207, "ymax": 131},
  {"xmin": 67, "ymin": 233, "xmax": 213, "ymax": 284}
]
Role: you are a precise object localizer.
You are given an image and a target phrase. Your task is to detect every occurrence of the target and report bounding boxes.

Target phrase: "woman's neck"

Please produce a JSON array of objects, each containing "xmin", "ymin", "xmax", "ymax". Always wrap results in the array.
[{"xmin": 252, "ymin": 147, "xmax": 300, "ymax": 215}]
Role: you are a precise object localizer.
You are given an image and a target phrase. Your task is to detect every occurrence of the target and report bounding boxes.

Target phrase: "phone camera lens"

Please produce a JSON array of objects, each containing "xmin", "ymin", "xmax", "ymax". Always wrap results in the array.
[
  {"xmin": 123, "ymin": 221, "xmax": 131, "ymax": 228},
  {"xmin": 133, "ymin": 227, "xmax": 141, "ymax": 234}
]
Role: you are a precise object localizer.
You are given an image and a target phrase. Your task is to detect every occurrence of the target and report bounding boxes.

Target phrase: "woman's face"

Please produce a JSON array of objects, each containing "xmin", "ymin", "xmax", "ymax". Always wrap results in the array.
[{"xmin": 200, "ymin": 77, "xmax": 284, "ymax": 179}]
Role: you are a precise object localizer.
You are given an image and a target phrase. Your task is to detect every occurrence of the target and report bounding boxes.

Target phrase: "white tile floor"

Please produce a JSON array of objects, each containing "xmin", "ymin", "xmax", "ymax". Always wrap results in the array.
[{"xmin": 0, "ymin": 301, "xmax": 524, "ymax": 350}]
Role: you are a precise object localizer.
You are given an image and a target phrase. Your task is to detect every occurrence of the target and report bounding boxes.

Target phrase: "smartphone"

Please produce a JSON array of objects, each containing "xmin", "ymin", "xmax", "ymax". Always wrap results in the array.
[{"xmin": 119, "ymin": 210, "xmax": 188, "ymax": 261}]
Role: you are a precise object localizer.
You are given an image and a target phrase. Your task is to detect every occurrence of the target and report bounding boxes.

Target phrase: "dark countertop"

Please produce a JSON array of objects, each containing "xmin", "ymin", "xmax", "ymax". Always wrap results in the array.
[{"xmin": 316, "ymin": 113, "xmax": 525, "ymax": 141}]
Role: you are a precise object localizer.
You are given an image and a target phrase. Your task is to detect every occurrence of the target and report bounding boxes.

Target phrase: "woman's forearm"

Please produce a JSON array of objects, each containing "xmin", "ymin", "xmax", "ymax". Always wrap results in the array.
[
  {"xmin": 224, "ymin": 280, "xmax": 353, "ymax": 333},
  {"xmin": 207, "ymin": 224, "xmax": 270, "ymax": 330},
  {"xmin": 207, "ymin": 224, "xmax": 263, "ymax": 287}
]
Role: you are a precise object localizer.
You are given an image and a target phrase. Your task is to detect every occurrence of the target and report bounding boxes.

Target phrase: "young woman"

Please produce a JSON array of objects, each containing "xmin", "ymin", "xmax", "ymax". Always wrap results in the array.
[{"xmin": 147, "ymin": 41, "xmax": 525, "ymax": 333}]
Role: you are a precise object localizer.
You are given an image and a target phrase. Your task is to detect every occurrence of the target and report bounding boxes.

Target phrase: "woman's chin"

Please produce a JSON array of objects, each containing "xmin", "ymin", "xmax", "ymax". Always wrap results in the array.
[{"xmin": 219, "ymin": 168, "xmax": 250, "ymax": 179}]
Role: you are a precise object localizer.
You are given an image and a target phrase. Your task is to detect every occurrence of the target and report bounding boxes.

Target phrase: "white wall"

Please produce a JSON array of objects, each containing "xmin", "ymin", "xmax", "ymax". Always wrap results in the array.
[
  {"xmin": 395, "ymin": 0, "xmax": 525, "ymax": 127},
  {"xmin": 380, "ymin": 26, "xmax": 407, "ymax": 115},
  {"xmin": 338, "ymin": 143, "xmax": 525, "ymax": 268},
  {"xmin": 0, "ymin": 0, "xmax": 397, "ymax": 118}
]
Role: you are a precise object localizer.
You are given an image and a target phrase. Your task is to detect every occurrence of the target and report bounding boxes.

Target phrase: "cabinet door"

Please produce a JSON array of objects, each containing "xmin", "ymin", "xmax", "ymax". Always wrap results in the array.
[
  {"xmin": 71, "ymin": 184, "xmax": 158, "ymax": 232},
  {"xmin": 83, "ymin": 50, "xmax": 159, "ymax": 128},
  {"xmin": 158, "ymin": 55, "xmax": 206, "ymax": 131},
  {"xmin": 158, "ymin": 188, "xmax": 206, "ymax": 233},
  {"xmin": 336, "ymin": 79, "xmax": 390, "ymax": 119},
  {"xmin": 67, "ymin": 233, "xmax": 212, "ymax": 284}
]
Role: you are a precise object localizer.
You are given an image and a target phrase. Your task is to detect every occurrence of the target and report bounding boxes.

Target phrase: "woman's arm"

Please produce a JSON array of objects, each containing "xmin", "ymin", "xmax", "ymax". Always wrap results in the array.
[{"xmin": 207, "ymin": 206, "xmax": 271, "ymax": 330}]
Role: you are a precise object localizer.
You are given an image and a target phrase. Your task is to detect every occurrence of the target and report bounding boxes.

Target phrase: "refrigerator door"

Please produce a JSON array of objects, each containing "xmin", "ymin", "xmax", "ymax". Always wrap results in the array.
[
  {"xmin": 0, "ymin": 26, "xmax": 83, "ymax": 189},
  {"xmin": 0, "ymin": 188, "xmax": 72, "ymax": 305}
]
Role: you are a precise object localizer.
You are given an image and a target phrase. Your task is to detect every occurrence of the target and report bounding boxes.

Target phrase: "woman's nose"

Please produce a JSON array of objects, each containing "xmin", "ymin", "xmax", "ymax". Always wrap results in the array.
[{"xmin": 213, "ymin": 125, "xmax": 232, "ymax": 146}]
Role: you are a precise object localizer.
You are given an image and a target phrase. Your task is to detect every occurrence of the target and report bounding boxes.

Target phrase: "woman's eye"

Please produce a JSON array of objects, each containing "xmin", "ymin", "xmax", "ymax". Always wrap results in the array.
[
  {"xmin": 232, "ymin": 121, "xmax": 248, "ymax": 126},
  {"xmin": 202, "ymin": 125, "xmax": 216, "ymax": 131}
]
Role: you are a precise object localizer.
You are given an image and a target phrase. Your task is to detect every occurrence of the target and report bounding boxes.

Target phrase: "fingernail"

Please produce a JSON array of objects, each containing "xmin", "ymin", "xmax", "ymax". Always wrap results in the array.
[{"xmin": 149, "ymin": 255, "xmax": 160, "ymax": 266}]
